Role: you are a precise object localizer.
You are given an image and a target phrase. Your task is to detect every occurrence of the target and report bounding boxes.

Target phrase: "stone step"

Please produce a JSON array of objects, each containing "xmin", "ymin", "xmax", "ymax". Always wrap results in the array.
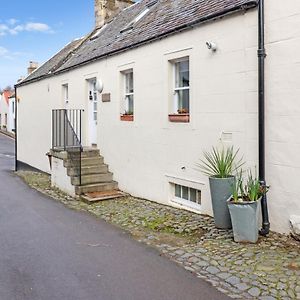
[
  {"xmin": 71, "ymin": 173, "xmax": 113, "ymax": 186},
  {"xmin": 67, "ymin": 164, "xmax": 109, "ymax": 176},
  {"xmin": 75, "ymin": 181, "xmax": 118, "ymax": 194},
  {"xmin": 80, "ymin": 190, "xmax": 126, "ymax": 204},
  {"xmin": 64, "ymin": 156, "xmax": 104, "ymax": 167},
  {"xmin": 80, "ymin": 148, "xmax": 100, "ymax": 158}
]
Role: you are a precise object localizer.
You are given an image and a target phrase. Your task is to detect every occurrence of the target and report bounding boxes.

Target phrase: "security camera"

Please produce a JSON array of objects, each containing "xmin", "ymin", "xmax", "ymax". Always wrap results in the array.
[{"xmin": 206, "ymin": 41, "xmax": 217, "ymax": 51}]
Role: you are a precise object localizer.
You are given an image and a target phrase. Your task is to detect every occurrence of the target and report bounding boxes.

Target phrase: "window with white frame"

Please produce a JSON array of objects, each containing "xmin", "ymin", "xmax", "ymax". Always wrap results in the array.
[
  {"xmin": 174, "ymin": 184, "xmax": 201, "ymax": 206},
  {"xmin": 62, "ymin": 84, "xmax": 69, "ymax": 104},
  {"xmin": 122, "ymin": 70, "xmax": 134, "ymax": 115},
  {"xmin": 173, "ymin": 58, "xmax": 190, "ymax": 114}
]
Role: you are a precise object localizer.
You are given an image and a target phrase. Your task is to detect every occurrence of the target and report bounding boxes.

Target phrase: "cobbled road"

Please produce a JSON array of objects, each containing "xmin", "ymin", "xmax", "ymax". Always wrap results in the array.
[{"xmin": 0, "ymin": 133, "xmax": 229, "ymax": 300}]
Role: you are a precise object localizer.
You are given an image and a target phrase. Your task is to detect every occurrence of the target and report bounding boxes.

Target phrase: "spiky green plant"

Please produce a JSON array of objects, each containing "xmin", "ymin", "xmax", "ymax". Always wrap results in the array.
[
  {"xmin": 231, "ymin": 169, "xmax": 244, "ymax": 202},
  {"xmin": 245, "ymin": 169, "xmax": 269, "ymax": 202},
  {"xmin": 197, "ymin": 146, "xmax": 244, "ymax": 178}
]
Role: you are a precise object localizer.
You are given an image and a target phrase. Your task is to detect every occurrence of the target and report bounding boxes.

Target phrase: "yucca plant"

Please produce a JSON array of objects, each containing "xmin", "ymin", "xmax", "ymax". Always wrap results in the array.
[{"xmin": 198, "ymin": 146, "xmax": 244, "ymax": 178}]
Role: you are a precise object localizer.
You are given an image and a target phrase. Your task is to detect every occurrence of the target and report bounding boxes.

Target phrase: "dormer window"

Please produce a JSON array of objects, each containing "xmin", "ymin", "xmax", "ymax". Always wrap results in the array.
[{"xmin": 120, "ymin": 1, "xmax": 157, "ymax": 33}]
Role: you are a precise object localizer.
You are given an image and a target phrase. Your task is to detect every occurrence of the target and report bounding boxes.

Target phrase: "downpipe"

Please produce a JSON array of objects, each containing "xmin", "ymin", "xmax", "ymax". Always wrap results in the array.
[{"xmin": 258, "ymin": 0, "xmax": 270, "ymax": 236}]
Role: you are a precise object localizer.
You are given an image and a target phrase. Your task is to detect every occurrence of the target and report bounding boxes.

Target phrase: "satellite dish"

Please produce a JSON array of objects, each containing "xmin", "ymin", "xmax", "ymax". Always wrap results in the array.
[{"xmin": 95, "ymin": 79, "xmax": 104, "ymax": 93}]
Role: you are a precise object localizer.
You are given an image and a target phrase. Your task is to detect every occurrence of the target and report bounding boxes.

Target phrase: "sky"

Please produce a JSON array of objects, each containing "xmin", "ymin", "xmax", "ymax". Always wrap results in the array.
[{"xmin": 0, "ymin": 0, "xmax": 95, "ymax": 89}]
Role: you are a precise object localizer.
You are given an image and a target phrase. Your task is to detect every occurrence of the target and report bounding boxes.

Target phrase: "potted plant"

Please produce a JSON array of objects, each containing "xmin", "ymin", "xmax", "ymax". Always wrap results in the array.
[
  {"xmin": 198, "ymin": 146, "xmax": 243, "ymax": 229},
  {"xmin": 168, "ymin": 108, "xmax": 190, "ymax": 123},
  {"xmin": 227, "ymin": 170, "xmax": 269, "ymax": 243},
  {"xmin": 120, "ymin": 109, "xmax": 134, "ymax": 122}
]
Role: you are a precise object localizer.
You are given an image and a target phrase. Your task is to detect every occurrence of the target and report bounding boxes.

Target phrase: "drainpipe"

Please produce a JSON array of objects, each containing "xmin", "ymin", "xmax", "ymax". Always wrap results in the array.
[
  {"xmin": 258, "ymin": 0, "xmax": 270, "ymax": 236},
  {"xmin": 14, "ymin": 85, "xmax": 18, "ymax": 171}
]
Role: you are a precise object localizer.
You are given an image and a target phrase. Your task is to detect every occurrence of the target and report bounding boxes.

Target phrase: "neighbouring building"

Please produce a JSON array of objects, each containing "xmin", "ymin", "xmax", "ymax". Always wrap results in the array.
[
  {"xmin": 15, "ymin": 0, "xmax": 300, "ymax": 234},
  {"xmin": 0, "ymin": 89, "xmax": 13, "ymax": 133}
]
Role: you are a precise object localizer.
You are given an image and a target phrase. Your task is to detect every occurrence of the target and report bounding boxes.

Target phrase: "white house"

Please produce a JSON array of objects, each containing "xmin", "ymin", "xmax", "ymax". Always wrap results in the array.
[
  {"xmin": 0, "ymin": 90, "xmax": 14, "ymax": 133},
  {"xmin": 7, "ymin": 93, "xmax": 15, "ymax": 133},
  {"xmin": 16, "ymin": 0, "xmax": 300, "ymax": 234}
]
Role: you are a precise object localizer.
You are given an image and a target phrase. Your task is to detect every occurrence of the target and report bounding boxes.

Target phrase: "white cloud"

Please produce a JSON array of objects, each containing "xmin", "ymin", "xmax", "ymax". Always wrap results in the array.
[
  {"xmin": 0, "ymin": 21, "xmax": 53, "ymax": 36},
  {"xmin": 25, "ymin": 22, "xmax": 51, "ymax": 32},
  {"xmin": 0, "ymin": 46, "xmax": 8, "ymax": 56},
  {"xmin": 8, "ymin": 18, "xmax": 18, "ymax": 25}
]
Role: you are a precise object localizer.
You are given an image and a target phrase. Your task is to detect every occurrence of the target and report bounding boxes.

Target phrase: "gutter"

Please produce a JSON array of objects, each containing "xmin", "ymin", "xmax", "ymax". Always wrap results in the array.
[
  {"xmin": 16, "ymin": 1, "xmax": 258, "ymax": 87},
  {"xmin": 258, "ymin": 0, "xmax": 270, "ymax": 236}
]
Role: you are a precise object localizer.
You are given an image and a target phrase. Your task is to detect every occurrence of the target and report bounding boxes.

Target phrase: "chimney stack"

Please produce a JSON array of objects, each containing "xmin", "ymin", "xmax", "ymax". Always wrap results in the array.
[
  {"xmin": 27, "ymin": 61, "xmax": 39, "ymax": 75},
  {"xmin": 95, "ymin": 0, "xmax": 134, "ymax": 28}
]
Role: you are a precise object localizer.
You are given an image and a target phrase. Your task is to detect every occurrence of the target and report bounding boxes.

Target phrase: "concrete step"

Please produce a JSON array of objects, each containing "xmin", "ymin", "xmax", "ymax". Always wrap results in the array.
[
  {"xmin": 67, "ymin": 164, "xmax": 109, "ymax": 176},
  {"xmin": 80, "ymin": 149, "xmax": 100, "ymax": 158},
  {"xmin": 75, "ymin": 181, "xmax": 118, "ymax": 195},
  {"xmin": 80, "ymin": 190, "xmax": 126, "ymax": 204},
  {"xmin": 64, "ymin": 156, "xmax": 104, "ymax": 168},
  {"xmin": 71, "ymin": 173, "xmax": 113, "ymax": 186}
]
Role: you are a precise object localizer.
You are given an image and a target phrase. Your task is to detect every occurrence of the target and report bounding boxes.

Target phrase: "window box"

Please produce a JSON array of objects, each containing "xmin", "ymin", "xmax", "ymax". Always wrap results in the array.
[
  {"xmin": 120, "ymin": 114, "xmax": 134, "ymax": 122},
  {"xmin": 168, "ymin": 113, "xmax": 189, "ymax": 123}
]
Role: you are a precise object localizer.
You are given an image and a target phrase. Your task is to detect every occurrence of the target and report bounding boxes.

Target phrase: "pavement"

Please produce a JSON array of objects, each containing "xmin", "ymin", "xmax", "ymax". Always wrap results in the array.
[{"xmin": 0, "ymin": 132, "xmax": 229, "ymax": 300}]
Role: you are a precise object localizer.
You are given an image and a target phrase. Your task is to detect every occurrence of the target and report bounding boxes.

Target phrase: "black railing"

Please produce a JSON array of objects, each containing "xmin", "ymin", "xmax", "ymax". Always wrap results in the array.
[{"xmin": 52, "ymin": 109, "xmax": 84, "ymax": 186}]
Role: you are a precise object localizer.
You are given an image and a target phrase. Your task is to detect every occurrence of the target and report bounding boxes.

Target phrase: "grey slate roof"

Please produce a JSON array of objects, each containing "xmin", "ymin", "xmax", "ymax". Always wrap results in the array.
[{"xmin": 18, "ymin": 0, "xmax": 257, "ymax": 86}]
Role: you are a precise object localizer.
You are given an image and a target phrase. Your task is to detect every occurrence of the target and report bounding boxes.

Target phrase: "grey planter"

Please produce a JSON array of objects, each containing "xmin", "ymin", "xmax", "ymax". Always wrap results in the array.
[
  {"xmin": 209, "ymin": 176, "xmax": 234, "ymax": 229},
  {"xmin": 227, "ymin": 197, "xmax": 261, "ymax": 243}
]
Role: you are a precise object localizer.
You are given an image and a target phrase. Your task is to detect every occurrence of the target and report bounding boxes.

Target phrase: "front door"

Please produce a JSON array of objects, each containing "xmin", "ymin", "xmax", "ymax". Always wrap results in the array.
[{"xmin": 88, "ymin": 79, "xmax": 98, "ymax": 146}]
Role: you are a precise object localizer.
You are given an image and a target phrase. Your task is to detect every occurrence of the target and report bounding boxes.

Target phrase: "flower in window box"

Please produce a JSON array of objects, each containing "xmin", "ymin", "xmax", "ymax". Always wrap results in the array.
[
  {"xmin": 120, "ymin": 109, "xmax": 134, "ymax": 121},
  {"xmin": 177, "ymin": 108, "xmax": 189, "ymax": 114}
]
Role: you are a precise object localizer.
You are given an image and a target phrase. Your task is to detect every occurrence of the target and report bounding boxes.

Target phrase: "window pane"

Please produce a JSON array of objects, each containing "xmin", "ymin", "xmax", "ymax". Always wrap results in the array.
[
  {"xmin": 175, "ymin": 60, "xmax": 189, "ymax": 88},
  {"xmin": 126, "ymin": 95, "xmax": 134, "ymax": 114},
  {"xmin": 182, "ymin": 186, "xmax": 189, "ymax": 200},
  {"xmin": 93, "ymin": 112, "xmax": 97, "ymax": 121},
  {"xmin": 126, "ymin": 72, "xmax": 134, "ymax": 93},
  {"xmin": 177, "ymin": 89, "xmax": 189, "ymax": 112},
  {"xmin": 190, "ymin": 188, "xmax": 197, "ymax": 202},
  {"xmin": 175, "ymin": 184, "xmax": 181, "ymax": 198},
  {"xmin": 197, "ymin": 191, "xmax": 202, "ymax": 204}
]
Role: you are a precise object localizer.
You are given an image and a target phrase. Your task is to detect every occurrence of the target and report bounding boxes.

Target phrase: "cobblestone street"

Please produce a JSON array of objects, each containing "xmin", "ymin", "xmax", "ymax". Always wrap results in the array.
[{"xmin": 18, "ymin": 171, "xmax": 300, "ymax": 300}]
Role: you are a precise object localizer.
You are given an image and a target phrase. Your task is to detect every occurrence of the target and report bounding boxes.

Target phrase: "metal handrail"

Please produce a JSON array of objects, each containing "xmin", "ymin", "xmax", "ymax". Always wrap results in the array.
[{"xmin": 52, "ymin": 109, "xmax": 84, "ymax": 186}]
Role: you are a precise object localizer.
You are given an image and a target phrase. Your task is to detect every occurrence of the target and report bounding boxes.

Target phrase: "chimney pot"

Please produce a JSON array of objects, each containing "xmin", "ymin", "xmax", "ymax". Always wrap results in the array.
[
  {"xmin": 27, "ymin": 61, "xmax": 39, "ymax": 75},
  {"xmin": 95, "ymin": 0, "xmax": 134, "ymax": 28}
]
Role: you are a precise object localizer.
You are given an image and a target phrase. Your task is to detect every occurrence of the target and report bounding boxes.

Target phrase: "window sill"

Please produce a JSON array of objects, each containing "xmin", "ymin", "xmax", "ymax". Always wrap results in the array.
[
  {"xmin": 168, "ymin": 113, "xmax": 190, "ymax": 123},
  {"xmin": 120, "ymin": 114, "xmax": 134, "ymax": 122}
]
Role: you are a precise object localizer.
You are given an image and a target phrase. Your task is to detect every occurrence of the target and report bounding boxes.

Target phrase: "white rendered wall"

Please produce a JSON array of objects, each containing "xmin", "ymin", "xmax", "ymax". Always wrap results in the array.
[
  {"xmin": 7, "ymin": 97, "xmax": 15, "ymax": 133},
  {"xmin": 51, "ymin": 156, "xmax": 75, "ymax": 196},
  {"xmin": 17, "ymin": 5, "xmax": 300, "ymax": 233}
]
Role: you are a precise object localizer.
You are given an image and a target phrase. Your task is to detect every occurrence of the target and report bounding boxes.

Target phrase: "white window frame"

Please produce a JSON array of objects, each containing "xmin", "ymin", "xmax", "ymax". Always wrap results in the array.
[
  {"xmin": 122, "ymin": 69, "xmax": 134, "ymax": 115},
  {"xmin": 172, "ymin": 57, "xmax": 190, "ymax": 114},
  {"xmin": 172, "ymin": 183, "xmax": 201, "ymax": 211},
  {"xmin": 62, "ymin": 83, "xmax": 69, "ymax": 104}
]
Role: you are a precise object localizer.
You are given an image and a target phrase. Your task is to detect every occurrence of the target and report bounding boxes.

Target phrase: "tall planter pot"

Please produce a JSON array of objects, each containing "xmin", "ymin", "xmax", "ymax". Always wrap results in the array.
[
  {"xmin": 227, "ymin": 197, "xmax": 261, "ymax": 243},
  {"xmin": 209, "ymin": 176, "xmax": 234, "ymax": 229}
]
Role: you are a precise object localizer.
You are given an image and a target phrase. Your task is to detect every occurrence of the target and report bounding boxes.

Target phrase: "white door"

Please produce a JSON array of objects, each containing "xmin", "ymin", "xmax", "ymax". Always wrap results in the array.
[{"xmin": 88, "ymin": 79, "xmax": 98, "ymax": 146}]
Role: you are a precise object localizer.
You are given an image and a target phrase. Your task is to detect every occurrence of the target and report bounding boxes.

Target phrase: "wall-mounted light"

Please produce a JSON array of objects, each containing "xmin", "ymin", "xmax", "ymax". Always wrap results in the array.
[
  {"xmin": 206, "ymin": 41, "xmax": 218, "ymax": 52},
  {"xmin": 95, "ymin": 79, "xmax": 104, "ymax": 93}
]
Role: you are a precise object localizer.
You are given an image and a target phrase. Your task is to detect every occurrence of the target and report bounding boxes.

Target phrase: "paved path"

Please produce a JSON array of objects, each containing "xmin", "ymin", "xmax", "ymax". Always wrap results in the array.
[{"xmin": 0, "ymin": 133, "xmax": 229, "ymax": 300}]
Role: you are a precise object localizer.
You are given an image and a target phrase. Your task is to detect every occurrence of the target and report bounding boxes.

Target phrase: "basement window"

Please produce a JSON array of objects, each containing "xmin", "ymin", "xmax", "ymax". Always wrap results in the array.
[{"xmin": 172, "ymin": 183, "xmax": 201, "ymax": 211}]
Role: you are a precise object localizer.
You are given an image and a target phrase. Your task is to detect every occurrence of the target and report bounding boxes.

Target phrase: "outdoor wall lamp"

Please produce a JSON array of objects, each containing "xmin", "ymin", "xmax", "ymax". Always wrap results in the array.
[{"xmin": 206, "ymin": 41, "xmax": 218, "ymax": 51}]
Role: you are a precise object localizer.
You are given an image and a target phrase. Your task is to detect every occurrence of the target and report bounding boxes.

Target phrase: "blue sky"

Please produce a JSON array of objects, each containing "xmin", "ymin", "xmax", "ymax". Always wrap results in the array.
[{"xmin": 0, "ymin": 0, "xmax": 96, "ymax": 88}]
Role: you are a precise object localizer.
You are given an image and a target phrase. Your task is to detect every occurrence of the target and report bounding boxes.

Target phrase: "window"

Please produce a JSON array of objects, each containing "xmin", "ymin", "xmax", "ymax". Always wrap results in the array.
[
  {"xmin": 4, "ymin": 114, "xmax": 7, "ymax": 126},
  {"xmin": 174, "ymin": 58, "xmax": 190, "ymax": 113},
  {"xmin": 121, "ymin": 70, "xmax": 134, "ymax": 121},
  {"xmin": 120, "ymin": 1, "xmax": 157, "ymax": 33},
  {"xmin": 168, "ymin": 57, "xmax": 190, "ymax": 123},
  {"xmin": 12, "ymin": 101, "xmax": 15, "ymax": 114},
  {"xmin": 174, "ymin": 184, "xmax": 201, "ymax": 206},
  {"xmin": 62, "ymin": 84, "xmax": 69, "ymax": 104}
]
